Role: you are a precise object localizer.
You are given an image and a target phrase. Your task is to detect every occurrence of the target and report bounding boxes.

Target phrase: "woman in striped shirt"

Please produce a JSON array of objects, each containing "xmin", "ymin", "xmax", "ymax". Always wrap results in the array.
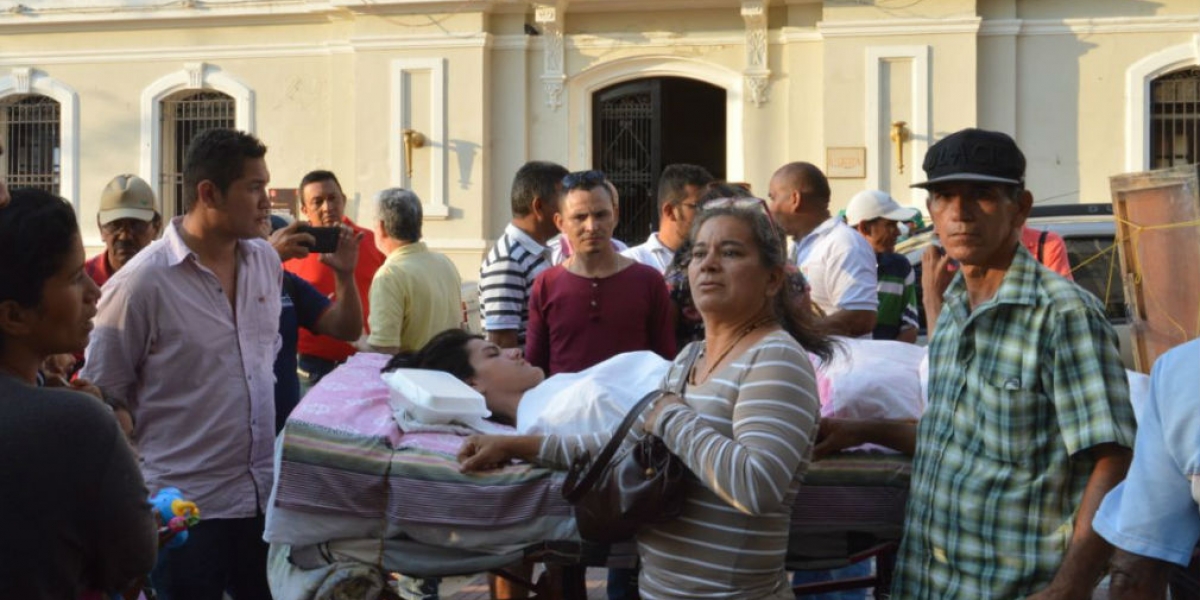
[{"xmin": 459, "ymin": 201, "xmax": 833, "ymax": 599}]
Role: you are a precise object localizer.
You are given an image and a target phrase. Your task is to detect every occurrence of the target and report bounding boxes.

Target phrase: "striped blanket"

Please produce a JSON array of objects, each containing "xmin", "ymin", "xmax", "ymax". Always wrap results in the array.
[{"xmin": 267, "ymin": 352, "xmax": 911, "ymax": 558}]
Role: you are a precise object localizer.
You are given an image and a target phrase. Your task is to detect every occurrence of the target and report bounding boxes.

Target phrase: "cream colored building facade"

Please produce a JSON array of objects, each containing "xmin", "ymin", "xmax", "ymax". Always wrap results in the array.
[{"xmin": 1, "ymin": 0, "xmax": 1198, "ymax": 280}]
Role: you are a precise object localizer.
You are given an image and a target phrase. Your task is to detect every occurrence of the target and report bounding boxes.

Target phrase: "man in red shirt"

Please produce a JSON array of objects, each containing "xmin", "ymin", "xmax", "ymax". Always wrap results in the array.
[
  {"xmin": 84, "ymin": 174, "xmax": 162, "ymax": 287},
  {"xmin": 1020, "ymin": 225, "xmax": 1074, "ymax": 280},
  {"xmin": 525, "ymin": 170, "xmax": 675, "ymax": 376},
  {"xmin": 284, "ymin": 170, "xmax": 386, "ymax": 384}
]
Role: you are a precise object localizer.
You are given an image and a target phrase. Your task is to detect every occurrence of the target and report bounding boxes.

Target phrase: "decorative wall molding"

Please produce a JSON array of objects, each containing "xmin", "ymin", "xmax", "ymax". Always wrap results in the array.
[
  {"xmin": 741, "ymin": 0, "xmax": 770, "ymax": 107},
  {"xmin": 1125, "ymin": 35, "xmax": 1200, "ymax": 172},
  {"xmin": 567, "ymin": 55, "xmax": 746, "ymax": 181},
  {"xmin": 390, "ymin": 57, "xmax": 449, "ymax": 219},
  {"xmin": 11, "ymin": 67, "xmax": 32, "ymax": 94},
  {"xmin": 0, "ymin": 35, "xmax": 489, "ymax": 67},
  {"xmin": 0, "ymin": 67, "xmax": 80, "ymax": 209},
  {"xmin": 778, "ymin": 28, "xmax": 824, "ymax": 44},
  {"xmin": 535, "ymin": 1, "xmax": 567, "ymax": 110},
  {"xmin": 139, "ymin": 63, "xmax": 255, "ymax": 216},
  {"xmin": 865, "ymin": 45, "xmax": 930, "ymax": 203},
  {"xmin": 819, "ymin": 17, "xmax": 980, "ymax": 38},
  {"xmin": 981, "ymin": 15, "xmax": 1200, "ymax": 37}
]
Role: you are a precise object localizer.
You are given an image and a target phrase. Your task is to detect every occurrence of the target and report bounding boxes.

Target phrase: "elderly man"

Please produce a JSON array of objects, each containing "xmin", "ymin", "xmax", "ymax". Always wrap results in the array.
[
  {"xmin": 366, "ymin": 188, "xmax": 462, "ymax": 355},
  {"xmin": 526, "ymin": 170, "xmax": 674, "ymax": 377},
  {"xmin": 285, "ymin": 170, "xmax": 386, "ymax": 384},
  {"xmin": 892, "ymin": 128, "xmax": 1135, "ymax": 599},
  {"xmin": 82, "ymin": 129, "xmax": 281, "ymax": 600},
  {"xmin": 479, "ymin": 161, "xmax": 569, "ymax": 349},
  {"xmin": 1094, "ymin": 338, "xmax": 1199, "ymax": 599},
  {"xmin": 622, "ymin": 163, "xmax": 713, "ymax": 274},
  {"xmin": 768, "ymin": 162, "xmax": 877, "ymax": 337},
  {"xmin": 844, "ymin": 189, "xmax": 920, "ymax": 342},
  {"xmin": 85, "ymin": 174, "xmax": 161, "ymax": 287}
]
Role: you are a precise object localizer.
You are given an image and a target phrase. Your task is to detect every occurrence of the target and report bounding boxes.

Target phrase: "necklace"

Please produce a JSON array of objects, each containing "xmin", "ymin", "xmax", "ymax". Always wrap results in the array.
[{"xmin": 693, "ymin": 316, "xmax": 776, "ymax": 384}]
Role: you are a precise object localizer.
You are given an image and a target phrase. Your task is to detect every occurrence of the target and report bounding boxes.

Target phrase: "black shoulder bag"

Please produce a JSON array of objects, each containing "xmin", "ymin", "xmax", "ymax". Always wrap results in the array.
[{"xmin": 561, "ymin": 346, "xmax": 698, "ymax": 543}]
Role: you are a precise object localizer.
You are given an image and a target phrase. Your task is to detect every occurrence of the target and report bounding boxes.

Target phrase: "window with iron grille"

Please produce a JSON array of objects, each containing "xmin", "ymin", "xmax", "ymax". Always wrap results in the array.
[
  {"xmin": 1150, "ymin": 67, "xmax": 1200, "ymax": 169},
  {"xmin": 1, "ymin": 94, "xmax": 61, "ymax": 195},
  {"xmin": 160, "ymin": 90, "xmax": 235, "ymax": 216}
]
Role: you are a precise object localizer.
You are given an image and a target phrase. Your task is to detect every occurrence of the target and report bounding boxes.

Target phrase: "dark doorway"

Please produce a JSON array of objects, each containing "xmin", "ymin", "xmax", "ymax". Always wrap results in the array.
[{"xmin": 592, "ymin": 77, "xmax": 726, "ymax": 244}]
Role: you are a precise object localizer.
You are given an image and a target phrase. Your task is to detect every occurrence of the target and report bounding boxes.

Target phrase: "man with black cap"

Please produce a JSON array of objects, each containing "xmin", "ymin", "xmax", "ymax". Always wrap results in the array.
[
  {"xmin": 892, "ymin": 128, "xmax": 1136, "ymax": 598},
  {"xmin": 85, "ymin": 174, "xmax": 162, "ymax": 287}
]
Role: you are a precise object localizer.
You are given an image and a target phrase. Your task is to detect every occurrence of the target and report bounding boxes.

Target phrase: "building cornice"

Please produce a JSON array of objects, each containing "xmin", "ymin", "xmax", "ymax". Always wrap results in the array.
[
  {"xmin": 0, "ymin": 34, "xmax": 491, "ymax": 66},
  {"xmin": 980, "ymin": 15, "xmax": 1200, "ymax": 37},
  {"xmin": 817, "ymin": 17, "xmax": 981, "ymax": 38}
]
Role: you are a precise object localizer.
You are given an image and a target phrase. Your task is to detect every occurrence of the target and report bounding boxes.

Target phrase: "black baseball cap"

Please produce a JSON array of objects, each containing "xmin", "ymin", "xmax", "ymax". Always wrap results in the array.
[{"xmin": 912, "ymin": 128, "xmax": 1025, "ymax": 189}]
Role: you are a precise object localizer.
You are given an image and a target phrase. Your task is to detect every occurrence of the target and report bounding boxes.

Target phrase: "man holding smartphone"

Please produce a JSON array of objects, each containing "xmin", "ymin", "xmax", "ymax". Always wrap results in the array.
[{"xmin": 284, "ymin": 170, "xmax": 386, "ymax": 386}]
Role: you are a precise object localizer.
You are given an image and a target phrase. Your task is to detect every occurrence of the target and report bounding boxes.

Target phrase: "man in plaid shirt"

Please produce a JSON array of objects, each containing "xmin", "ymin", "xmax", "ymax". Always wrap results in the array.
[{"xmin": 893, "ymin": 129, "xmax": 1136, "ymax": 599}]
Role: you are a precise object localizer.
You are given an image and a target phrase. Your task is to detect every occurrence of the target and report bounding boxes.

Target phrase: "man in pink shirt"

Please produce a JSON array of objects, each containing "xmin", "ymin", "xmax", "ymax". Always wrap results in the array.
[{"xmin": 82, "ymin": 128, "xmax": 280, "ymax": 600}]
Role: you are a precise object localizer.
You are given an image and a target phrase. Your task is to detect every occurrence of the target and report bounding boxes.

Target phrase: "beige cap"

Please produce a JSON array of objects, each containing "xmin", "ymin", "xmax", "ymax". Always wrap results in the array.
[{"xmin": 99, "ymin": 174, "xmax": 158, "ymax": 225}]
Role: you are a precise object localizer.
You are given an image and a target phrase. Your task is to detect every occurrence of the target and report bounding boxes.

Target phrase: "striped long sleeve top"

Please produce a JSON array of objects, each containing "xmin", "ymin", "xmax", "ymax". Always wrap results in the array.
[{"xmin": 539, "ymin": 330, "xmax": 820, "ymax": 599}]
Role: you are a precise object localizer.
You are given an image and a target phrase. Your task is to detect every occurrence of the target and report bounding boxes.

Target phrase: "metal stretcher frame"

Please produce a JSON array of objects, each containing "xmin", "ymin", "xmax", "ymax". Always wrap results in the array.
[{"xmin": 429, "ymin": 537, "xmax": 899, "ymax": 600}]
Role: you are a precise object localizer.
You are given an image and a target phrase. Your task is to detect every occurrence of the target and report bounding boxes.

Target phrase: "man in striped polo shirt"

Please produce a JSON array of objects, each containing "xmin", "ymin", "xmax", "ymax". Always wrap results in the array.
[
  {"xmin": 479, "ymin": 161, "xmax": 569, "ymax": 349},
  {"xmin": 845, "ymin": 189, "xmax": 920, "ymax": 342}
]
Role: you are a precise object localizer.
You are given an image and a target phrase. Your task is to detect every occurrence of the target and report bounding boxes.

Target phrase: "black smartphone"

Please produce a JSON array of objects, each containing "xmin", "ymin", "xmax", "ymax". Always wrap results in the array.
[{"xmin": 296, "ymin": 225, "xmax": 340, "ymax": 254}]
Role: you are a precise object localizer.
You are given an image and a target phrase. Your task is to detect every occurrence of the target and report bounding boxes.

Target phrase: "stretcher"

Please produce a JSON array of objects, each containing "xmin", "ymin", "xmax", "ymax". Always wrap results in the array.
[{"xmin": 266, "ymin": 353, "xmax": 910, "ymax": 600}]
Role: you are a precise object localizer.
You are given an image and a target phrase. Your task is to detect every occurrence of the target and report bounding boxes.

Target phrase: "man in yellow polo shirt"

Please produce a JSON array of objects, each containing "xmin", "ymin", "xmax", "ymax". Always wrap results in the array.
[{"xmin": 365, "ymin": 188, "xmax": 463, "ymax": 354}]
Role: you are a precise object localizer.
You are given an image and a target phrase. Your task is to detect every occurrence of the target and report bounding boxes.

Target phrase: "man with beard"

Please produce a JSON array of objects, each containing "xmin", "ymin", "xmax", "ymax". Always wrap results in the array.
[{"xmin": 85, "ymin": 174, "xmax": 161, "ymax": 287}]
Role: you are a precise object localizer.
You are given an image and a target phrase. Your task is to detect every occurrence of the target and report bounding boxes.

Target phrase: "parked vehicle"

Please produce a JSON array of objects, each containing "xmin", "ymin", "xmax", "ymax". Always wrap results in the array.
[{"xmin": 895, "ymin": 203, "xmax": 1134, "ymax": 367}]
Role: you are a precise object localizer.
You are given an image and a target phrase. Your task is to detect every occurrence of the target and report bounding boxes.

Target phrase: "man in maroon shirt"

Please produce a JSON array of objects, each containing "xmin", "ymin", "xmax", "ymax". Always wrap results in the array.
[
  {"xmin": 525, "ymin": 170, "xmax": 675, "ymax": 376},
  {"xmin": 284, "ymin": 170, "xmax": 386, "ymax": 384},
  {"xmin": 84, "ymin": 174, "xmax": 162, "ymax": 287}
]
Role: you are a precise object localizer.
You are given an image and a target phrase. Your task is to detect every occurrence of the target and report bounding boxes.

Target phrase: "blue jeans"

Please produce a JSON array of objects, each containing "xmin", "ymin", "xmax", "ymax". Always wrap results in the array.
[
  {"xmin": 607, "ymin": 567, "xmax": 639, "ymax": 600},
  {"xmin": 792, "ymin": 560, "xmax": 872, "ymax": 600},
  {"xmin": 149, "ymin": 514, "xmax": 271, "ymax": 600}
]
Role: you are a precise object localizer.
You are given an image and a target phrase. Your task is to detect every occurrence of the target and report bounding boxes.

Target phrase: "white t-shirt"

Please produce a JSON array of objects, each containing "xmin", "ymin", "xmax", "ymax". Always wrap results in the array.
[
  {"xmin": 516, "ymin": 351, "xmax": 671, "ymax": 435},
  {"xmin": 792, "ymin": 217, "xmax": 879, "ymax": 316}
]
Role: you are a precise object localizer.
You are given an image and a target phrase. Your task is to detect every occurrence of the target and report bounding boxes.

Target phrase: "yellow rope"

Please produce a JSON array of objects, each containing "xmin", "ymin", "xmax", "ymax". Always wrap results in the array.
[{"xmin": 1107, "ymin": 215, "xmax": 1200, "ymax": 343}]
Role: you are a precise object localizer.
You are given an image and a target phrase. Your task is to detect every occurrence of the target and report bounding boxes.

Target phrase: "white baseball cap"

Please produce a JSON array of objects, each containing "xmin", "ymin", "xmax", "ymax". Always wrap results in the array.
[{"xmin": 845, "ymin": 189, "xmax": 919, "ymax": 227}]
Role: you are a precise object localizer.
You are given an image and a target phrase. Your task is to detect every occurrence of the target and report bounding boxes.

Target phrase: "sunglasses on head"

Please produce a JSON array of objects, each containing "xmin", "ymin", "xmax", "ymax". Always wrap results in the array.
[
  {"xmin": 562, "ymin": 170, "xmax": 607, "ymax": 191},
  {"xmin": 701, "ymin": 196, "xmax": 785, "ymax": 250}
]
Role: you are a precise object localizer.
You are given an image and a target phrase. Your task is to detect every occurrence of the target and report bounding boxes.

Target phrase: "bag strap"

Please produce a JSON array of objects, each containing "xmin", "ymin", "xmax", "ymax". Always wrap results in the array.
[
  {"xmin": 1037, "ymin": 229, "xmax": 1049, "ymax": 264},
  {"xmin": 563, "ymin": 344, "xmax": 703, "ymax": 503},
  {"xmin": 563, "ymin": 389, "xmax": 663, "ymax": 502}
]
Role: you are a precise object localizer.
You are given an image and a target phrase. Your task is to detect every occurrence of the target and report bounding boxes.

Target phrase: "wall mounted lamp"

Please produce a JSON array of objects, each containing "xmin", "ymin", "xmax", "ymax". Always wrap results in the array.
[
  {"xmin": 402, "ymin": 128, "xmax": 426, "ymax": 181},
  {"xmin": 890, "ymin": 121, "xmax": 909, "ymax": 174}
]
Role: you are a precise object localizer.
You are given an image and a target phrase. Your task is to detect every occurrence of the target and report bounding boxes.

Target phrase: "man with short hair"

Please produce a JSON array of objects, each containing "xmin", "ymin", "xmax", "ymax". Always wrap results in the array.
[
  {"xmin": 622, "ymin": 163, "xmax": 713, "ymax": 274},
  {"xmin": 285, "ymin": 170, "xmax": 386, "ymax": 384},
  {"xmin": 479, "ymin": 161, "xmax": 569, "ymax": 349},
  {"xmin": 82, "ymin": 128, "xmax": 281, "ymax": 600},
  {"xmin": 844, "ymin": 189, "xmax": 920, "ymax": 343},
  {"xmin": 768, "ymin": 162, "xmax": 877, "ymax": 337},
  {"xmin": 85, "ymin": 174, "xmax": 162, "ymax": 287},
  {"xmin": 526, "ymin": 171, "xmax": 675, "ymax": 376},
  {"xmin": 892, "ymin": 128, "xmax": 1135, "ymax": 598},
  {"xmin": 366, "ymin": 188, "xmax": 463, "ymax": 355}
]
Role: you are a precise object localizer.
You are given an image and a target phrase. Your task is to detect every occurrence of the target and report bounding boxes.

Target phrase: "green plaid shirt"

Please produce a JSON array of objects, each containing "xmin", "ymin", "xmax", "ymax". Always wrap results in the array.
[{"xmin": 892, "ymin": 245, "xmax": 1135, "ymax": 599}]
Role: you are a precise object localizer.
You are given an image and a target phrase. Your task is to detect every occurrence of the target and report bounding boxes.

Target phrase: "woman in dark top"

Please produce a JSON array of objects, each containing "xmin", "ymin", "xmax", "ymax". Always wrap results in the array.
[{"xmin": 0, "ymin": 188, "xmax": 157, "ymax": 599}]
